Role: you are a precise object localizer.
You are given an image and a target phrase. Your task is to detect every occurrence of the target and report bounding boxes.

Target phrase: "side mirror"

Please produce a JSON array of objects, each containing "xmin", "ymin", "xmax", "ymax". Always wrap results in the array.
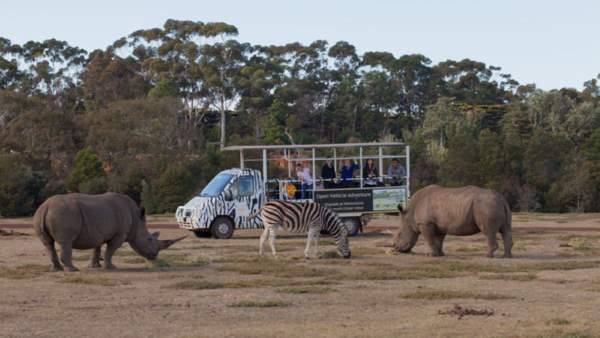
[{"xmin": 224, "ymin": 190, "xmax": 234, "ymax": 201}]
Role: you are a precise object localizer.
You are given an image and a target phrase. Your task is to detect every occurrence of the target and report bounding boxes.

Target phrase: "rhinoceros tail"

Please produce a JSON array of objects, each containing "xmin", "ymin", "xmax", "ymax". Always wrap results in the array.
[
  {"xmin": 33, "ymin": 202, "xmax": 53, "ymax": 244},
  {"xmin": 502, "ymin": 198, "xmax": 512, "ymax": 231}
]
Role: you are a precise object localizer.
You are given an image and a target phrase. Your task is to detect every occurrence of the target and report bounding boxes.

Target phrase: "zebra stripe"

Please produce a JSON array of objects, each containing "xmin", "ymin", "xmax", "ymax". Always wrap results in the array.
[{"xmin": 257, "ymin": 200, "xmax": 351, "ymax": 259}]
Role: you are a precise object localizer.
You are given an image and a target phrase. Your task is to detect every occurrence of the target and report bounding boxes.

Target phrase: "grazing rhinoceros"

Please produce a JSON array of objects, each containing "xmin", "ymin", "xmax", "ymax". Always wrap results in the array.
[
  {"xmin": 33, "ymin": 192, "xmax": 185, "ymax": 271},
  {"xmin": 392, "ymin": 185, "xmax": 512, "ymax": 258}
]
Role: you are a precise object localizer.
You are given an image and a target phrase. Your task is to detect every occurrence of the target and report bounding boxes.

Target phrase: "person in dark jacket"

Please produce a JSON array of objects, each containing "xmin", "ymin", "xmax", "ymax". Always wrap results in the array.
[
  {"xmin": 363, "ymin": 158, "xmax": 380, "ymax": 187},
  {"xmin": 321, "ymin": 157, "xmax": 336, "ymax": 189}
]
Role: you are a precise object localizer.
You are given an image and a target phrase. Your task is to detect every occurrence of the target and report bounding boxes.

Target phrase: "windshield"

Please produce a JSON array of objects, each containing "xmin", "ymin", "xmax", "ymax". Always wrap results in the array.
[{"xmin": 199, "ymin": 173, "xmax": 233, "ymax": 197}]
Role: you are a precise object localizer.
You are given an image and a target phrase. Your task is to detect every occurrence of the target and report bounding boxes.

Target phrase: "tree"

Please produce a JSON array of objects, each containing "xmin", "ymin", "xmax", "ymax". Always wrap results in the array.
[
  {"xmin": 201, "ymin": 40, "xmax": 248, "ymax": 148},
  {"xmin": 141, "ymin": 164, "xmax": 196, "ymax": 213},
  {"xmin": 0, "ymin": 155, "xmax": 42, "ymax": 216},
  {"xmin": 67, "ymin": 147, "xmax": 105, "ymax": 192}
]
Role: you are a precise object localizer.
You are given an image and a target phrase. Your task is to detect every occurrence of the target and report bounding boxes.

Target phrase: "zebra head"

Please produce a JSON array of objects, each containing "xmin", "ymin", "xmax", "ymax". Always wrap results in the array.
[{"xmin": 324, "ymin": 209, "xmax": 351, "ymax": 259}]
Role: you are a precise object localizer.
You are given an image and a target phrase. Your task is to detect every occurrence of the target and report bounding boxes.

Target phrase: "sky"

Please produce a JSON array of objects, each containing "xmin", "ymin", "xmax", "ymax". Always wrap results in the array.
[{"xmin": 2, "ymin": 0, "xmax": 599, "ymax": 90}]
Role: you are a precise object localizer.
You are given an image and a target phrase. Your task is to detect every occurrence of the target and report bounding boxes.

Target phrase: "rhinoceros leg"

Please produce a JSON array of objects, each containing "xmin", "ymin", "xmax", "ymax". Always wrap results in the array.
[
  {"xmin": 88, "ymin": 246, "xmax": 102, "ymax": 268},
  {"xmin": 500, "ymin": 227, "xmax": 513, "ymax": 258},
  {"xmin": 421, "ymin": 224, "xmax": 445, "ymax": 257},
  {"xmin": 44, "ymin": 241, "xmax": 63, "ymax": 271},
  {"xmin": 58, "ymin": 242, "xmax": 79, "ymax": 272},
  {"xmin": 484, "ymin": 232, "xmax": 499, "ymax": 258},
  {"xmin": 38, "ymin": 232, "xmax": 63, "ymax": 271},
  {"xmin": 104, "ymin": 236, "xmax": 126, "ymax": 269}
]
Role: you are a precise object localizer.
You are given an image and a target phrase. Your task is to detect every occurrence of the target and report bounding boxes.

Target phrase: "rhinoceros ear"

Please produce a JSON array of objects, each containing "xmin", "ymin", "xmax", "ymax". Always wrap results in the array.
[
  {"xmin": 151, "ymin": 231, "xmax": 160, "ymax": 239},
  {"xmin": 397, "ymin": 204, "xmax": 405, "ymax": 214}
]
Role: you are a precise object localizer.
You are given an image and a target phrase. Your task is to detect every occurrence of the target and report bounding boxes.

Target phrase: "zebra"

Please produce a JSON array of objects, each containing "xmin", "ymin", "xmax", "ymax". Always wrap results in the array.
[{"xmin": 250, "ymin": 200, "xmax": 351, "ymax": 259}]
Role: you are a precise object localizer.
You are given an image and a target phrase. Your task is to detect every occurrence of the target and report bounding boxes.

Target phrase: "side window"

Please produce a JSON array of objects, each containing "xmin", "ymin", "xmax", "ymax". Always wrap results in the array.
[{"xmin": 238, "ymin": 175, "xmax": 254, "ymax": 196}]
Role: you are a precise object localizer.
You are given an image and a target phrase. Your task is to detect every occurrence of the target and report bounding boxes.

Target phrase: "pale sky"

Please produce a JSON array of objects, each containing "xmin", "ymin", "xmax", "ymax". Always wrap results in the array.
[{"xmin": 2, "ymin": 0, "xmax": 599, "ymax": 90}]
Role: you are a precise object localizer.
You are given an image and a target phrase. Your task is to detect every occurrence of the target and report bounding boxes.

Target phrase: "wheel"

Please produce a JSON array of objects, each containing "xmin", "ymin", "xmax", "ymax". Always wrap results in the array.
[
  {"xmin": 342, "ymin": 217, "xmax": 361, "ymax": 237},
  {"xmin": 210, "ymin": 217, "xmax": 234, "ymax": 239},
  {"xmin": 193, "ymin": 230, "xmax": 211, "ymax": 238}
]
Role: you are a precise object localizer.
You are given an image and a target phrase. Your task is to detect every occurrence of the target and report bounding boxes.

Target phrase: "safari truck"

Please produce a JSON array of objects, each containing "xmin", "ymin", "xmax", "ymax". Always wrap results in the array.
[{"xmin": 175, "ymin": 142, "xmax": 410, "ymax": 239}]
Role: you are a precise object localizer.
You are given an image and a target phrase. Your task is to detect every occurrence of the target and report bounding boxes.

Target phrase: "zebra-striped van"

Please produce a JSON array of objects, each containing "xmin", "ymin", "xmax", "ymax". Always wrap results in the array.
[{"xmin": 176, "ymin": 168, "xmax": 265, "ymax": 239}]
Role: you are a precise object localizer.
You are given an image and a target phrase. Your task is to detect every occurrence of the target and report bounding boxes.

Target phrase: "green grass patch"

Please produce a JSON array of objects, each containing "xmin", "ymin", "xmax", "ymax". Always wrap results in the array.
[
  {"xmin": 567, "ymin": 237, "xmax": 592, "ymax": 251},
  {"xmin": 401, "ymin": 289, "xmax": 512, "ymax": 300},
  {"xmin": 164, "ymin": 279, "xmax": 224, "ymax": 290},
  {"xmin": 335, "ymin": 260, "xmax": 598, "ymax": 282},
  {"xmin": 61, "ymin": 276, "xmax": 130, "ymax": 287},
  {"xmin": 145, "ymin": 258, "xmax": 171, "ymax": 268},
  {"xmin": 546, "ymin": 318, "xmax": 571, "ymax": 326},
  {"xmin": 479, "ymin": 273, "xmax": 537, "ymax": 281},
  {"xmin": 72, "ymin": 255, "xmax": 91, "ymax": 262},
  {"xmin": 123, "ymin": 257, "xmax": 147, "ymax": 264},
  {"xmin": 342, "ymin": 265, "xmax": 457, "ymax": 281},
  {"xmin": 455, "ymin": 245, "xmax": 485, "ymax": 253},
  {"xmin": 228, "ymin": 299, "xmax": 289, "ymax": 308},
  {"xmin": 275, "ymin": 286, "xmax": 336, "ymax": 294},
  {"xmin": 113, "ymin": 249, "xmax": 139, "ymax": 257},
  {"xmin": 438, "ymin": 260, "xmax": 600, "ymax": 274},
  {"xmin": 0, "ymin": 264, "xmax": 49, "ymax": 279},
  {"xmin": 170, "ymin": 257, "xmax": 209, "ymax": 267},
  {"xmin": 217, "ymin": 259, "xmax": 334, "ymax": 278},
  {"xmin": 319, "ymin": 251, "xmax": 341, "ymax": 259},
  {"xmin": 531, "ymin": 331, "xmax": 592, "ymax": 338},
  {"xmin": 164, "ymin": 277, "xmax": 336, "ymax": 290}
]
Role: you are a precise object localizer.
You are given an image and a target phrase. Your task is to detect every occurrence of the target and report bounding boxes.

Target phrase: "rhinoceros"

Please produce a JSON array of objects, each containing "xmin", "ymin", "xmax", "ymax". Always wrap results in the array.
[
  {"xmin": 33, "ymin": 192, "xmax": 185, "ymax": 271},
  {"xmin": 392, "ymin": 185, "xmax": 512, "ymax": 258}
]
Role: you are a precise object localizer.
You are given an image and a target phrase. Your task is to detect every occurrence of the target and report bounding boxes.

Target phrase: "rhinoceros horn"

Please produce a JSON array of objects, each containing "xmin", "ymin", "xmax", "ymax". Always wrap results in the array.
[{"xmin": 158, "ymin": 236, "xmax": 187, "ymax": 250}]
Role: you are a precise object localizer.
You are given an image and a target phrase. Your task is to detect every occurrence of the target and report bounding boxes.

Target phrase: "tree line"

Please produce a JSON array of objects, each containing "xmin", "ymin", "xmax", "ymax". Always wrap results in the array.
[{"xmin": 0, "ymin": 19, "xmax": 599, "ymax": 216}]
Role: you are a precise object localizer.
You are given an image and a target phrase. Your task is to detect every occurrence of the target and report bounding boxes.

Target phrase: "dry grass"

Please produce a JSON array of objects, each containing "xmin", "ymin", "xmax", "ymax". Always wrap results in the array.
[
  {"xmin": 0, "ymin": 229, "xmax": 29, "ymax": 236},
  {"xmin": 0, "ymin": 264, "xmax": 49, "ymax": 279},
  {"xmin": 228, "ymin": 299, "xmax": 290, "ymax": 308},
  {"xmin": 61, "ymin": 276, "xmax": 131, "ymax": 287},
  {"xmin": 401, "ymin": 289, "xmax": 512, "ymax": 300}
]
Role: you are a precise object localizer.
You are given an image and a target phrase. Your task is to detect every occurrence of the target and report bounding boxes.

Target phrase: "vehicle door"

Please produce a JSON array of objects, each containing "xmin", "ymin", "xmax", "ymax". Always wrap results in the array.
[{"xmin": 231, "ymin": 175, "xmax": 261, "ymax": 228}]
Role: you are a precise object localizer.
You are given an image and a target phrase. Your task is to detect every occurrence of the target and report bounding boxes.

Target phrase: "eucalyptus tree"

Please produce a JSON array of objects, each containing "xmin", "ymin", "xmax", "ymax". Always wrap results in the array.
[
  {"xmin": 235, "ymin": 45, "xmax": 284, "ymax": 139},
  {"xmin": 119, "ymin": 20, "xmax": 240, "ymax": 147},
  {"xmin": 326, "ymin": 41, "xmax": 362, "ymax": 140}
]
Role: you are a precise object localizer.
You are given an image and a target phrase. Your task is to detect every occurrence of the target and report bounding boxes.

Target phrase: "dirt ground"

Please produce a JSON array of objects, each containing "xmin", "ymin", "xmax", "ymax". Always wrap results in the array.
[{"xmin": 2, "ymin": 214, "xmax": 600, "ymax": 338}]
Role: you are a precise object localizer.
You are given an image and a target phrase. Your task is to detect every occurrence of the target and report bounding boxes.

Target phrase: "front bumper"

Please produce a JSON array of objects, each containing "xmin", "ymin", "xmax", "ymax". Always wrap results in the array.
[{"xmin": 175, "ymin": 206, "xmax": 207, "ymax": 230}]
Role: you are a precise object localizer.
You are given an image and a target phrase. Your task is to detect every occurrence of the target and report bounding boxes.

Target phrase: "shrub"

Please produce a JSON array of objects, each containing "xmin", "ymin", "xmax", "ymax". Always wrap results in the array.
[{"xmin": 67, "ymin": 147, "xmax": 105, "ymax": 192}]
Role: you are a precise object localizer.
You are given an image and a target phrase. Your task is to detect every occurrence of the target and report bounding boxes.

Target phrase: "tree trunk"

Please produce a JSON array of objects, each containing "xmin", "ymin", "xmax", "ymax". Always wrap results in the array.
[{"xmin": 220, "ymin": 93, "xmax": 226, "ymax": 149}]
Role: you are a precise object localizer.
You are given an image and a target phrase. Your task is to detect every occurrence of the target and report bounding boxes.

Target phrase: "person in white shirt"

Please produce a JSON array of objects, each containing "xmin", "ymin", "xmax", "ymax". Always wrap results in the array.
[{"xmin": 297, "ymin": 162, "xmax": 314, "ymax": 199}]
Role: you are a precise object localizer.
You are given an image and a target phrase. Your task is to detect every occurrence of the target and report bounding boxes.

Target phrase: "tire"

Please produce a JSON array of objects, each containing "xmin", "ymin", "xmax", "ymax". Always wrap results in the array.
[
  {"xmin": 210, "ymin": 217, "xmax": 235, "ymax": 239},
  {"xmin": 342, "ymin": 217, "xmax": 361, "ymax": 237},
  {"xmin": 193, "ymin": 230, "xmax": 211, "ymax": 238}
]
